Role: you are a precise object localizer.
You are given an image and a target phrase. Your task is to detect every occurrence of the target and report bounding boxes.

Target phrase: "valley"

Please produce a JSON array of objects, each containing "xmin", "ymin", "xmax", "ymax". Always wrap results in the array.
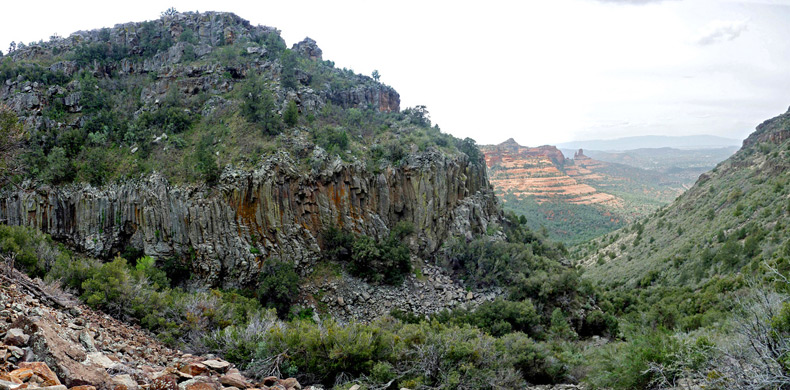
[
  {"xmin": 0, "ymin": 6, "xmax": 788, "ymax": 390},
  {"xmin": 482, "ymin": 139, "xmax": 688, "ymax": 244}
]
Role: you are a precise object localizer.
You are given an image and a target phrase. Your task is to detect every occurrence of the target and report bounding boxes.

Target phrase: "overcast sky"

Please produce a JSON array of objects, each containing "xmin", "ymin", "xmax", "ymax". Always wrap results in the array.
[{"xmin": 3, "ymin": 0, "xmax": 790, "ymax": 146}]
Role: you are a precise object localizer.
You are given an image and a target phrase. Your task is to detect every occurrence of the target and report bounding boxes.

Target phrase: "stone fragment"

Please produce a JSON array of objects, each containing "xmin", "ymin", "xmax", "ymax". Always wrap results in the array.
[
  {"xmin": 179, "ymin": 363, "xmax": 207, "ymax": 376},
  {"xmin": 261, "ymin": 377, "xmax": 278, "ymax": 387},
  {"xmin": 7, "ymin": 346, "xmax": 24, "ymax": 359},
  {"xmin": 85, "ymin": 352, "xmax": 115, "ymax": 369},
  {"xmin": 279, "ymin": 378, "xmax": 300, "ymax": 390},
  {"xmin": 218, "ymin": 373, "xmax": 249, "ymax": 389},
  {"xmin": 4, "ymin": 328, "xmax": 29, "ymax": 346},
  {"xmin": 201, "ymin": 360, "xmax": 230, "ymax": 373},
  {"xmin": 18, "ymin": 362, "xmax": 61, "ymax": 386},
  {"xmin": 177, "ymin": 378, "xmax": 219, "ymax": 390},
  {"xmin": 69, "ymin": 386, "xmax": 97, "ymax": 390},
  {"xmin": 151, "ymin": 376, "xmax": 178, "ymax": 390},
  {"xmin": 349, "ymin": 386, "xmax": 360, "ymax": 390},
  {"xmin": 79, "ymin": 330, "xmax": 97, "ymax": 352},
  {"xmin": 38, "ymin": 386, "xmax": 68, "ymax": 390},
  {"xmin": 111, "ymin": 375, "xmax": 137, "ymax": 390},
  {"xmin": 0, "ymin": 380, "xmax": 21, "ymax": 390}
]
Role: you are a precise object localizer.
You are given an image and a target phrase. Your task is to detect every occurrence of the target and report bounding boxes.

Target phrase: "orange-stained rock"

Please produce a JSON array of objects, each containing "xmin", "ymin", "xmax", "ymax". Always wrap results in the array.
[
  {"xmin": 8, "ymin": 369, "xmax": 33, "ymax": 383},
  {"xmin": 0, "ymin": 373, "xmax": 23, "ymax": 384},
  {"xmin": 18, "ymin": 363, "xmax": 60, "ymax": 386}
]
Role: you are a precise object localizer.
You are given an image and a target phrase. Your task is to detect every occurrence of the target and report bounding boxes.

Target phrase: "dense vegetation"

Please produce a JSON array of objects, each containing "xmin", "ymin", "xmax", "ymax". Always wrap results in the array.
[
  {"xmin": 1, "ymin": 218, "xmax": 617, "ymax": 388},
  {"xmin": 502, "ymin": 194, "xmax": 624, "ymax": 245}
]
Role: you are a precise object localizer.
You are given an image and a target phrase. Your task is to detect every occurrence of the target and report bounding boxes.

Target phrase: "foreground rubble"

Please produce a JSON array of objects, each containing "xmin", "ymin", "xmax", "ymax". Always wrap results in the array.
[{"xmin": 0, "ymin": 270, "xmax": 311, "ymax": 390}]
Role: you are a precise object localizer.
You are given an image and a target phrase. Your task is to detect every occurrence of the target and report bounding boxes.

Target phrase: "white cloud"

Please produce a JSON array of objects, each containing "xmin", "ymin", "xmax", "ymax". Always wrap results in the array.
[{"xmin": 695, "ymin": 20, "xmax": 749, "ymax": 45}]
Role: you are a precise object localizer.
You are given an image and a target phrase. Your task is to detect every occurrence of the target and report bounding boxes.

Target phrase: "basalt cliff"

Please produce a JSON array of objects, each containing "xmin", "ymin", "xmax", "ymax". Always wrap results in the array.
[{"xmin": 0, "ymin": 11, "xmax": 500, "ymax": 288}]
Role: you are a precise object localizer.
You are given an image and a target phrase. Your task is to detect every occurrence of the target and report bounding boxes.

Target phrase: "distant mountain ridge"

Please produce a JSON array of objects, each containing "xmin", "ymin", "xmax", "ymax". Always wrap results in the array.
[{"xmin": 558, "ymin": 135, "xmax": 741, "ymax": 151}]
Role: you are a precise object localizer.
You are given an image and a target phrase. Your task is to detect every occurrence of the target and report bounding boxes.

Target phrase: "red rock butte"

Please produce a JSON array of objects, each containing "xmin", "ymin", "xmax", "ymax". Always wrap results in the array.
[{"xmin": 480, "ymin": 139, "xmax": 621, "ymax": 206}]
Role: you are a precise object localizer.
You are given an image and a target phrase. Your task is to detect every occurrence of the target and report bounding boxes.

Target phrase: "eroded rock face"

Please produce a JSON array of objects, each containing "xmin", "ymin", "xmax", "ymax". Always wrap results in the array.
[{"xmin": 0, "ymin": 150, "xmax": 499, "ymax": 288}]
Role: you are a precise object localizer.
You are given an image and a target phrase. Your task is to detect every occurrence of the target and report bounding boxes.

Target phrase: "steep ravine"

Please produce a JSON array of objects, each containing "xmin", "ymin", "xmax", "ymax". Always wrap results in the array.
[{"xmin": 1, "ymin": 150, "xmax": 500, "ymax": 288}]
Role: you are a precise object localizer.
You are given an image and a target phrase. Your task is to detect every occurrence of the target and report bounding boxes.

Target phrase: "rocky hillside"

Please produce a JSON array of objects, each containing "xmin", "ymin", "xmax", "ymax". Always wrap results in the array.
[
  {"xmin": 0, "ymin": 264, "xmax": 309, "ymax": 390},
  {"xmin": 0, "ymin": 11, "xmax": 500, "ymax": 288},
  {"xmin": 481, "ymin": 139, "xmax": 684, "ymax": 244},
  {"xmin": 579, "ymin": 106, "xmax": 790, "ymax": 287}
]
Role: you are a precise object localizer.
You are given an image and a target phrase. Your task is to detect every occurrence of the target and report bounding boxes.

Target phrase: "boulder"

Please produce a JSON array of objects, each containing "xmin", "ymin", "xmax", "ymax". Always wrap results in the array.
[
  {"xmin": 84, "ymin": 352, "xmax": 115, "ymax": 369},
  {"xmin": 177, "ymin": 378, "xmax": 219, "ymax": 390},
  {"xmin": 22, "ymin": 317, "xmax": 112, "ymax": 388},
  {"xmin": 69, "ymin": 386, "xmax": 97, "ymax": 390},
  {"xmin": 151, "ymin": 375, "xmax": 178, "ymax": 390},
  {"xmin": 38, "ymin": 386, "xmax": 67, "ymax": 390},
  {"xmin": 0, "ymin": 380, "xmax": 21, "ymax": 390}
]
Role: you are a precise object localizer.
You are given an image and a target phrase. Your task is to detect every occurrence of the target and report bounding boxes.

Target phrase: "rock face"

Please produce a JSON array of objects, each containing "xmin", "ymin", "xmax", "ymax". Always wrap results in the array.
[{"xmin": 0, "ymin": 150, "xmax": 499, "ymax": 288}]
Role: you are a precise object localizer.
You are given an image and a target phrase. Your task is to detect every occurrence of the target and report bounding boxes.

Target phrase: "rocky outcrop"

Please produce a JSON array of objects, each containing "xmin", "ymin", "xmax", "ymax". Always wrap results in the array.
[
  {"xmin": 292, "ymin": 38, "xmax": 322, "ymax": 61},
  {"xmin": 742, "ymin": 106, "xmax": 790, "ymax": 148},
  {"xmin": 327, "ymin": 84, "xmax": 400, "ymax": 113},
  {"xmin": 0, "ymin": 149, "xmax": 499, "ymax": 288}
]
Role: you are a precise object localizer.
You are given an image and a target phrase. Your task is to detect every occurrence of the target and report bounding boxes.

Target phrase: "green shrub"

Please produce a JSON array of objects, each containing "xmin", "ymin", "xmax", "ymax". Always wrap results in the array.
[
  {"xmin": 587, "ymin": 328, "xmax": 680, "ymax": 389},
  {"xmin": 283, "ymin": 100, "xmax": 299, "ymax": 127},
  {"xmin": 498, "ymin": 332, "xmax": 567, "ymax": 384},
  {"xmin": 256, "ymin": 258, "xmax": 300, "ymax": 318},
  {"xmin": 349, "ymin": 225, "xmax": 411, "ymax": 285},
  {"xmin": 81, "ymin": 256, "xmax": 138, "ymax": 318},
  {"xmin": 195, "ymin": 135, "xmax": 221, "ymax": 185},
  {"xmin": 44, "ymin": 147, "xmax": 75, "ymax": 184}
]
